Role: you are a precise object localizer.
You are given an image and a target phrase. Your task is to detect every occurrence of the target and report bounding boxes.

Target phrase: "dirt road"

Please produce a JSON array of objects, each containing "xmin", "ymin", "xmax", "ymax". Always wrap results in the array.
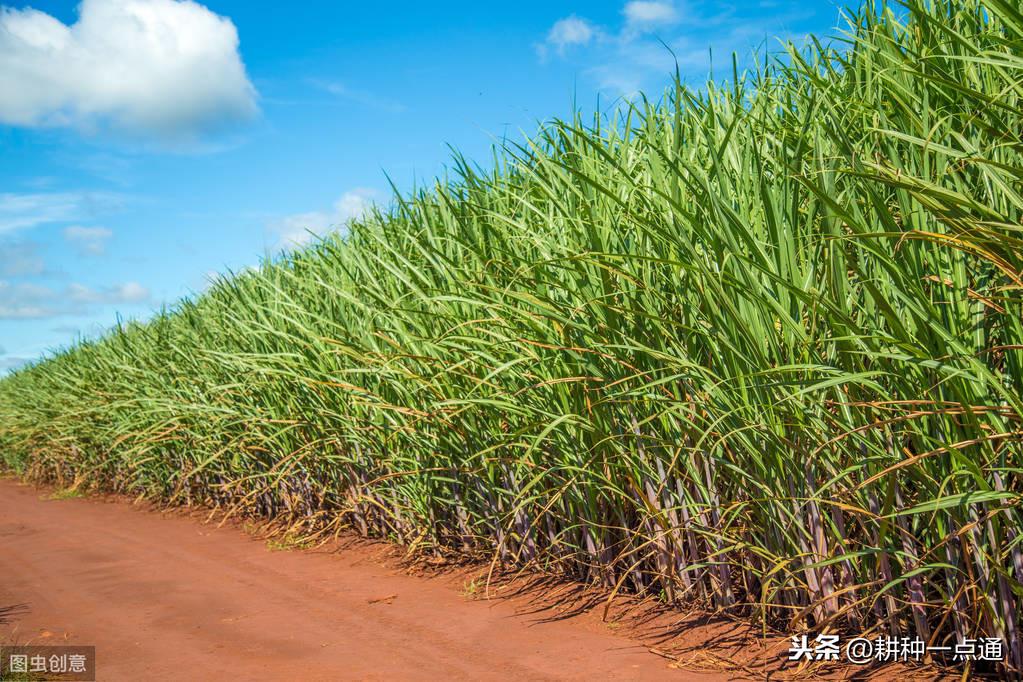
[{"xmin": 0, "ymin": 478, "xmax": 712, "ymax": 681}]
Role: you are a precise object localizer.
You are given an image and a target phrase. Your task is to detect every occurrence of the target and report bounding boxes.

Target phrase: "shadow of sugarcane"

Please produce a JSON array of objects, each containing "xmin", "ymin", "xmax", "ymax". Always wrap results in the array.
[{"xmin": 0, "ymin": 603, "xmax": 29, "ymax": 625}]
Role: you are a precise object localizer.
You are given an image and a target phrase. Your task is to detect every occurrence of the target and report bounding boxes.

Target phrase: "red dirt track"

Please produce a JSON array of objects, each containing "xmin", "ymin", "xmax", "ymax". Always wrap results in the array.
[{"xmin": 0, "ymin": 478, "xmax": 718, "ymax": 681}]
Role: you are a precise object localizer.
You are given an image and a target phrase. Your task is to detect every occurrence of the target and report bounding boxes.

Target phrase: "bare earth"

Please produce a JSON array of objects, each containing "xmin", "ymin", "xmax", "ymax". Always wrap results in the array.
[{"xmin": 0, "ymin": 478, "xmax": 725, "ymax": 681}]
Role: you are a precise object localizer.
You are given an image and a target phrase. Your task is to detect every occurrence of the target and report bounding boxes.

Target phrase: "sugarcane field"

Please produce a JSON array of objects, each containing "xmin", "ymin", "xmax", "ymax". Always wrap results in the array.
[{"xmin": 1, "ymin": 0, "xmax": 1021, "ymax": 679}]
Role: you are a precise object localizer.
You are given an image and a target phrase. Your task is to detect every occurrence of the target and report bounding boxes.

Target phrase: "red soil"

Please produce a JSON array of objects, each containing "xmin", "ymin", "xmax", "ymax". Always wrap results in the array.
[
  {"xmin": 0, "ymin": 478, "xmax": 715, "ymax": 681},
  {"xmin": 0, "ymin": 477, "xmax": 952, "ymax": 680}
]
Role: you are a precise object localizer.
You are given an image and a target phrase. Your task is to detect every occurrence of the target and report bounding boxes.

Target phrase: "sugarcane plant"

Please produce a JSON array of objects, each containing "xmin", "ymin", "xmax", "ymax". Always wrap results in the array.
[{"xmin": 2, "ymin": 0, "xmax": 1021, "ymax": 674}]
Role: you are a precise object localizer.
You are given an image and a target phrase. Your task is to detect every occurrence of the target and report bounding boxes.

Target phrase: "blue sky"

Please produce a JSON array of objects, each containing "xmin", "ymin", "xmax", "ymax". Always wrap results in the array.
[{"xmin": 0, "ymin": 0, "xmax": 844, "ymax": 372}]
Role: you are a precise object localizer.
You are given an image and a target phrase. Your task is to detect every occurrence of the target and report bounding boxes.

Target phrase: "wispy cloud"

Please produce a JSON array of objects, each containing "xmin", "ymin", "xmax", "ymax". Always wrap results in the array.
[
  {"xmin": 271, "ymin": 188, "xmax": 380, "ymax": 250},
  {"xmin": 0, "ymin": 355, "xmax": 34, "ymax": 372},
  {"xmin": 0, "ymin": 239, "xmax": 45, "ymax": 277},
  {"xmin": 0, "ymin": 279, "xmax": 150, "ymax": 319},
  {"xmin": 49, "ymin": 321, "xmax": 109, "ymax": 339},
  {"xmin": 63, "ymin": 225, "xmax": 113, "ymax": 256},
  {"xmin": 67, "ymin": 281, "xmax": 149, "ymax": 305},
  {"xmin": 309, "ymin": 80, "xmax": 406, "ymax": 114},
  {"xmin": 0, "ymin": 0, "xmax": 258, "ymax": 142},
  {"xmin": 537, "ymin": 0, "xmax": 818, "ymax": 97},
  {"xmin": 0, "ymin": 191, "xmax": 125, "ymax": 235},
  {"xmin": 623, "ymin": 1, "xmax": 680, "ymax": 31}
]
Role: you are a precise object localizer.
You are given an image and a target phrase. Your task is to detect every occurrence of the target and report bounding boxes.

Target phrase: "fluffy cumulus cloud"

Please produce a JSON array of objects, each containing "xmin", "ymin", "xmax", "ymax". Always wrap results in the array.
[
  {"xmin": 63, "ymin": 225, "xmax": 113, "ymax": 255},
  {"xmin": 0, "ymin": 279, "xmax": 150, "ymax": 319},
  {"xmin": 274, "ymin": 189, "xmax": 379, "ymax": 249},
  {"xmin": 0, "ymin": 0, "xmax": 258, "ymax": 140}
]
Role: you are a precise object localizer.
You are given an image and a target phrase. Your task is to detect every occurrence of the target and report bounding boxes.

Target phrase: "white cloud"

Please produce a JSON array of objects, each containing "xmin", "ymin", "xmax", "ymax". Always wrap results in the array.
[
  {"xmin": 273, "ymin": 189, "xmax": 379, "ymax": 249},
  {"xmin": 0, "ymin": 0, "xmax": 258, "ymax": 140},
  {"xmin": 586, "ymin": 66, "xmax": 645, "ymax": 98},
  {"xmin": 538, "ymin": 16, "xmax": 598, "ymax": 58},
  {"xmin": 0, "ymin": 280, "xmax": 56, "ymax": 318},
  {"xmin": 623, "ymin": 1, "xmax": 680, "ymax": 30},
  {"xmin": 63, "ymin": 225, "xmax": 113, "ymax": 255},
  {"xmin": 0, "ymin": 191, "xmax": 124, "ymax": 234},
  {"xmin": 109, "ymin": 281, "xmax": 150, "ymax": 302},
  {"xmin": 67, "ymin": 281, "xmax": 149, "ymax": 304},
  {"xmin": 0, "ymin": 279, "xmax": 150, "ymax": 319},
  {"xmin": 311, "ymin": 80, "xmax": 405, "ymax": 114},
  {"xmin": 537, "ymin": 3, "xmax": 682, "ymax": 63}
]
